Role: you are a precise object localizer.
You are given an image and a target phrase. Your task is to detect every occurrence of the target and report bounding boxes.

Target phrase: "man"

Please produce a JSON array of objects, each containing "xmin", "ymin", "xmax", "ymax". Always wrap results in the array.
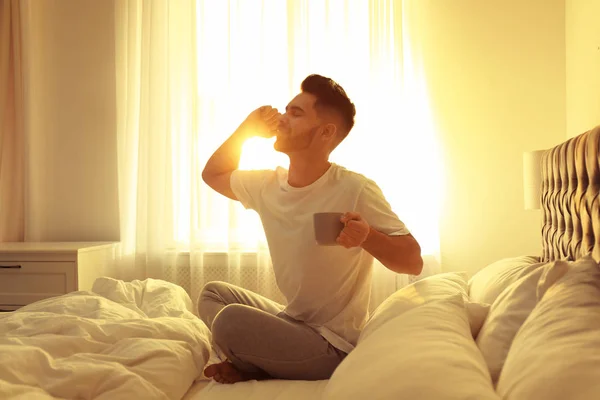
[{"xmin": 199, "ymin": 74, "xmax": 423, "ymax": 384}]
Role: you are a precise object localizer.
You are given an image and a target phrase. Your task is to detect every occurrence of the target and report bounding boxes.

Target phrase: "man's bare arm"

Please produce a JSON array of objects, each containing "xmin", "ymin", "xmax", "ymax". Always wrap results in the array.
[
  {"xmin": 202, "ymin": 106, "xmax": 280, "ymax": 200},
  {"xmin": 337, "ymin": 212, "xmax": 423, "ymax": 275},
  {"xmin": 361, "ymin": 230, "xmax": 423, "ymax": 275},
  {"xmin": 201, "ymin": 128, "xmax": 250, "ymax": 201}
]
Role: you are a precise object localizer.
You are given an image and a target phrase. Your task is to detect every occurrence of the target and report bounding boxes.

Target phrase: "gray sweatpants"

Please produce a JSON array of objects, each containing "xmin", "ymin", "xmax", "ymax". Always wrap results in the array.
[{"xmin": 197, "ymin": 281, "xmax": 347, "ymax": 380}]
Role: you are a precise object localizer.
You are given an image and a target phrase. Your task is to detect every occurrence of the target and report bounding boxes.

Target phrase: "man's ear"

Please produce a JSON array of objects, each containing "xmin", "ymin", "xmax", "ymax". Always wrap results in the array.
[{"xmin": 321, "ymin": 123, "xmax": 338, "ymax": 141}]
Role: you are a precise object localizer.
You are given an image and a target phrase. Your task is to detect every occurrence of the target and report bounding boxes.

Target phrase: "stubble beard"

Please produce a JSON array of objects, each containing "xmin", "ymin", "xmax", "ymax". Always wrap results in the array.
[{"xmin": 273, "ymin": 126, "xmax": 319, "ymax": 154}]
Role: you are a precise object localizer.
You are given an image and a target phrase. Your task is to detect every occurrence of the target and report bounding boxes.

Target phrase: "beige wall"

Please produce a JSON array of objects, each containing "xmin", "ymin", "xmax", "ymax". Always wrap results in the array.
[
  {"xmin": 566, "ymin": 0, "xmax": 600, "ymax": 138},
  {"xmin": 410, "ymin": 0, "xmax": 566, "ymax": 276},
  {"xmin": 21, "ymin": 1, "xmax": 570, "ymax": 277},
  {"xmin": 23, "ymin": 0, "xmax": 119, "ymax": 241}
]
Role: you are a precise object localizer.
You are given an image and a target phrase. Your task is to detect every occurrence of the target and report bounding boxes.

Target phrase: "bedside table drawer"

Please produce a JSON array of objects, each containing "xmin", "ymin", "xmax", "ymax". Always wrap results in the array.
[{"xmin": 0, "ymin": 262, "xmax": 76, "ymax": 307}]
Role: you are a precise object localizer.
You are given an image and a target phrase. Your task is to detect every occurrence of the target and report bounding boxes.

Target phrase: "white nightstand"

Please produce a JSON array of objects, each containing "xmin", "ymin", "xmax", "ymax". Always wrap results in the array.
[{"xmin": 0, "ymin": 242, "xmax": 118, "ymax": 311}]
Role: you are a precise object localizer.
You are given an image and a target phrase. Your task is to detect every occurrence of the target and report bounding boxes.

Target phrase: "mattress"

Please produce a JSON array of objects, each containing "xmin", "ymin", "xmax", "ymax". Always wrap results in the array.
[
  {"xmin": 183, "ymin": 378, "xmax": 329, "ymax": 400},
  {"xmin": 183, "ymin": 346, "xmax": 329, "ymax": 400}
]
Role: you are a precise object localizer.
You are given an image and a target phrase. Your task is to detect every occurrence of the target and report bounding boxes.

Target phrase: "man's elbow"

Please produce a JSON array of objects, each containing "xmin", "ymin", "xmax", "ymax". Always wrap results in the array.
[
  {"xmin": 202, "ymin": 164, "xmax": 217, "ymax": 187},
  {"xmin": 201, "ymin": 168, "xmax": 210, "ymax": 185},
  {"xmin": 390, "ymin": 256, "xmax": 421, "ymax": 276},
  {"xmin": 402, "ymin": 243, "xmax": 423, "ymax": 276},
  {"xmin": 407, "ymin": 253, "xmax": 423, "ymax": 276}
]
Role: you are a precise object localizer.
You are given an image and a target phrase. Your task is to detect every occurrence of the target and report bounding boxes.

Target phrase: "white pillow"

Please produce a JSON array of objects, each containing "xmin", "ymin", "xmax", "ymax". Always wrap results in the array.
[
  {"xmin": 468, "ymin": 256, "xmax": 543, "ymax": 304},
  {"xmin": 476, "ymin": 260, "xmax": 570, "ymax": 383},
  {"xmin": 358, "ymin": 272, "xmax": 468, "ymax": 344},
  {"xmin": 497, "ymin": 255, "xmax": 600, "ymax": 400},
  {"xmin": 465, "ymin": 301, "xmax": 491, "ymax": 338},
  {"xmin": 324, "ymin": 294, "xmax": 500, "ymax": 400}
]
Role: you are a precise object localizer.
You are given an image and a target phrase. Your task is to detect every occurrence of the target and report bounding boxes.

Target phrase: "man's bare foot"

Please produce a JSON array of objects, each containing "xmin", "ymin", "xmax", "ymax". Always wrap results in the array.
[{"xmin": 204, "ymin": 361, "xmax": 269, "ymax": 384}]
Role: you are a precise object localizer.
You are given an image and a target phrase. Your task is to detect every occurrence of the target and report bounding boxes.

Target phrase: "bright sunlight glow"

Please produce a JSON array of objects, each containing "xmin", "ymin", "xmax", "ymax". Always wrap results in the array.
[{"xmin": 178, "ymin": 0, "xmax": 443, "ymax": 256}]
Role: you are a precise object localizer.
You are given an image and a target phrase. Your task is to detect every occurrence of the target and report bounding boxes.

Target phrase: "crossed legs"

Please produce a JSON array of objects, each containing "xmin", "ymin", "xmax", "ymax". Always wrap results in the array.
[{"xmin": 197, "ymin": 281, "xmax": 346, "ymax": 383}]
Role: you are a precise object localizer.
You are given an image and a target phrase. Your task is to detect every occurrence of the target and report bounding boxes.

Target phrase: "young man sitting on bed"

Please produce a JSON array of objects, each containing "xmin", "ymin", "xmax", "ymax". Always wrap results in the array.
[{"xmin": 199, "ymin": 74, "xmax": 423, "ymax": 384}]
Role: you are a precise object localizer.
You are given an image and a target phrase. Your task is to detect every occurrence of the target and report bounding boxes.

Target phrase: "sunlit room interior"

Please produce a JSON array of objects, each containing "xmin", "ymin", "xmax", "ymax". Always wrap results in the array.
[{"xmin": 1, "ymin": 0, "xmax": 599, "ymax": 398}]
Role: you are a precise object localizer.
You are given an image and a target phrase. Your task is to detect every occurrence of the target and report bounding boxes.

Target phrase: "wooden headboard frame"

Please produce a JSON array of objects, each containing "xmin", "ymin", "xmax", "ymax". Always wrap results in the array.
[{"xmin": 541, "ymin": 125, "xmax": 600, "ymax": 262}]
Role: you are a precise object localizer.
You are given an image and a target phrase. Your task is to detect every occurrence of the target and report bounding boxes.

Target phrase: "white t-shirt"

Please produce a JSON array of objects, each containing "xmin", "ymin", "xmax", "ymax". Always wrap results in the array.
[{"xmin": 230, "ymin": 163, "xmax": 410, "ymax": 353}]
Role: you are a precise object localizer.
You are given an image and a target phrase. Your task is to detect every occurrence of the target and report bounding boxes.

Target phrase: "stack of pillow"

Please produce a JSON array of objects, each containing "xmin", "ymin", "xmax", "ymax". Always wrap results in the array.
[
  {"xmin": 324, "ymin": 254, "xmax": 600, "ymax": 400},
  {"xmin": 324, "ymin": 271, "xmax": 500, "ymax": 400},
  {"xmin": 471, "ymin": 254, "xmax": 600, "ymax": 400}
]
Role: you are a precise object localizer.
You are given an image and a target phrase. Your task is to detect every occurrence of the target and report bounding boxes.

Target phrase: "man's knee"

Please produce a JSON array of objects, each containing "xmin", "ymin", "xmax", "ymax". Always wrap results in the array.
[
  {"xmin": 197, "ymin": 281, "xmax": 230, "ymax": 325},
  {"xmin": 201, "ymin": 280, "xmax": 233, "ymax": 296},
  {"xmin": 197, "ymin": 281, "xmax": 231, "ymax": 307},
  {"xmin": 212, "ymin": 304, "xmax": 252, "ymax": 347}
]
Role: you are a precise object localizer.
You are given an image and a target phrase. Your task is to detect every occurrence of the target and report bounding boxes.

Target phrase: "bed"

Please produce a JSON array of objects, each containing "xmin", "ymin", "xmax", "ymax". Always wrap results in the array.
[{"xmin": 1, "ymin": 125, "xmax": 599, "ymax": 400}]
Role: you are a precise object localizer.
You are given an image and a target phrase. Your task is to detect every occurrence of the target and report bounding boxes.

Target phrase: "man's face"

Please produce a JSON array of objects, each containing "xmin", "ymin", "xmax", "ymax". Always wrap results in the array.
[{"xmin": 274, "ymin": 92, "xmax": 324, "ymax": 155}]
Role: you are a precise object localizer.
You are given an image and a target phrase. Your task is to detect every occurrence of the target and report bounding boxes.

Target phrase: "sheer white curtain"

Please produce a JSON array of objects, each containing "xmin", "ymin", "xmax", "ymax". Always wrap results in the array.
[
  {"xmin": 114, "ymin": 0, "xmax": 442, "ymax": 309},
  {"xmin": 0, "ymin": 0, "xmax": 25, "ymax": 242}
]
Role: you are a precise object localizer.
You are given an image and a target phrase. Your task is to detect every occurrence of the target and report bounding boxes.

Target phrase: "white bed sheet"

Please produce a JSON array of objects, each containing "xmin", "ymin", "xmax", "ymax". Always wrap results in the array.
[
  {"xmin": 184, "ymin": 343, "xmax": 329, "ymax": 400},
  {"xmin": 184, "ymin": 378, "xmax": 329, "ymax": 400}
]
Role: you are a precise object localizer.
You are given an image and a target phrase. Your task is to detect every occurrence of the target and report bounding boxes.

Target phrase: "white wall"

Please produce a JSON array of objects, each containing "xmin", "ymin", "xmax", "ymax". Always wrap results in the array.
[
  {"xmin": 23, "ymin": 0, "xmax": 120, "ymax": 241},
  {"xmin": 566, "ymin": 0, "xmax": 600, "ymax": 138},
  {"xmin": 411, "ymin": 0, "xmax": 566, "ymax": 276}
]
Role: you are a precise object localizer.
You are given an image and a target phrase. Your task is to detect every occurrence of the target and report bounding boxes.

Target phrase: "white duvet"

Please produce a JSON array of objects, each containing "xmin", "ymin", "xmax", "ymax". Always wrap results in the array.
[{"xmin": 0, "ymin": 277, "xmax": 212, "ymax": 400}]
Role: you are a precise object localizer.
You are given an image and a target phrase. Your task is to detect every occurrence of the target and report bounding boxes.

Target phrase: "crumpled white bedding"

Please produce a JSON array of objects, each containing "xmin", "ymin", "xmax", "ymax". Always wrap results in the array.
[{"xmin": 0, "ymin": 277, "xmax": 212, "ymax": 400}]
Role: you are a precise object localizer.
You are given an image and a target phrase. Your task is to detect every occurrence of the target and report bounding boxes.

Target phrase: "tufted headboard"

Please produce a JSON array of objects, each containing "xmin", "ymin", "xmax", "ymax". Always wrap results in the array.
[{"xmin": 541, "ymin": 125, "xmax": 600, "ymax": 262}]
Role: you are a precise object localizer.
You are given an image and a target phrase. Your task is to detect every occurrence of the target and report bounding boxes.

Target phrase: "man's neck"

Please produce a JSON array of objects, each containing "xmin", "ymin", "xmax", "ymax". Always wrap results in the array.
[{"xmin": 287, "ymin": 156, "xmax": 331, "ymax": 188}]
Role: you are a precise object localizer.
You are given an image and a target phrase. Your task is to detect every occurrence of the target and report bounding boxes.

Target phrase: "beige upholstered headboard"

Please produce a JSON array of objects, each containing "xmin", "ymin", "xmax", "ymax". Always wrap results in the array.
[{"xmin": 541, "ymin": 125, "xmax": 600, "ymax": 262}]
